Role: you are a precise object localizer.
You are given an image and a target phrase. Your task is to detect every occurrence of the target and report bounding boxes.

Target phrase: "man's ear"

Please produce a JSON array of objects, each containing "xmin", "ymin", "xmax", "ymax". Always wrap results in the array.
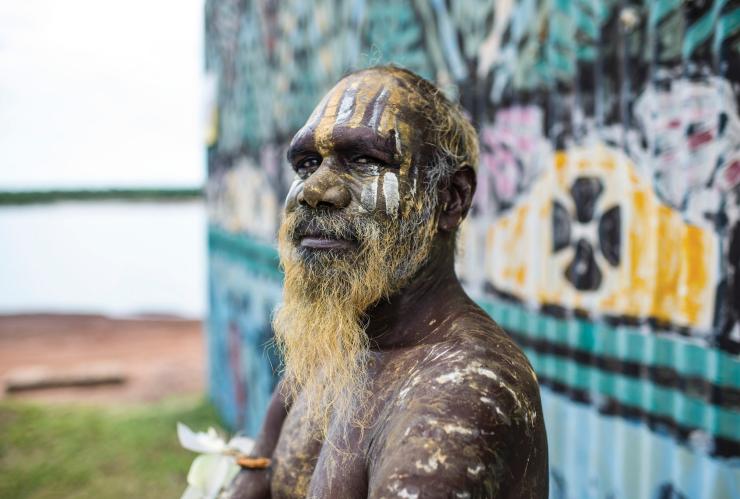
[{"xmin": 437, "ymin": 165, "xmax": 477, "ymax": 232}]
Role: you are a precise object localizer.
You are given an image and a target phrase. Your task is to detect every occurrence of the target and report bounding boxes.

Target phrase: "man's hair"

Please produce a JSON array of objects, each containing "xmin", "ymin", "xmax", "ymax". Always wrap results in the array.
[{"xmin": 351, "ymin": 65, "xmax": 480, "ymax": 197}]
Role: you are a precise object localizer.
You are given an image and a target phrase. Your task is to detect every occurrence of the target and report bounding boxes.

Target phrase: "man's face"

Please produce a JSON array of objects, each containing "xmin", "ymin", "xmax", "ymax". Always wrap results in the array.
[
  {"xmin": 273, "ymin": 68, "xmax": 439, "ymax": 429},
  {"xmin": 285, "ymin": 68, "xmax": 431, "ymax": 222},
  {"xmin": 279, "ymin": 68, "xmax": 440, "ymax": 291}
]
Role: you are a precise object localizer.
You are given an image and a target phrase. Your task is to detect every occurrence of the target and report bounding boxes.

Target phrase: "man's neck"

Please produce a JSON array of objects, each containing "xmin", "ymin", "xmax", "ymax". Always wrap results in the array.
[{"xmin": 364, "ymin": 240, "xmax": 469, "ymax": 351}]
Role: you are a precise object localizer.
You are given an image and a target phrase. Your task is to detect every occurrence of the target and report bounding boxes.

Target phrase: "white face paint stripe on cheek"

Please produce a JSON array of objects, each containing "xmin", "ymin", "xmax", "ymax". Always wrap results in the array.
[
  {"xmin": 383, "ymin": 172, "xmax": 399, "ymax": 216},
  {"xmin": 360, "ymin": 177, "xmax": 378, "ymax": 212}
]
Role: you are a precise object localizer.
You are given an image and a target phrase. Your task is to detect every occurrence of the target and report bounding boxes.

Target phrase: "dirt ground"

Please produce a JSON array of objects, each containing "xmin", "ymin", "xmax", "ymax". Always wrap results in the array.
[{"xmin": 0, "ymin": 314, "xmax": 205, "ymax": 405}]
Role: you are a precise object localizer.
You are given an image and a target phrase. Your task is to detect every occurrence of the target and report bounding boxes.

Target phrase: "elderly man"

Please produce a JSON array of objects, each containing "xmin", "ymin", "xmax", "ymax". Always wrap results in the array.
[{"xmin": 229, "ymin": 66, "xmax": 548, "ymax": 498}]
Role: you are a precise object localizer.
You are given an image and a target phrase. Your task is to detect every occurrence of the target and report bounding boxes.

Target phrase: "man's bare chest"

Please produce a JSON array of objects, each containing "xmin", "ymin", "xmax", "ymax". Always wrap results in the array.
[
  {"xmin": 270, "ymin": 402, "xmax": 372, "ymax": 499},
  {"xmin": 268, "ymin": 357, "xmax": 413, "ymax": 498},
  {"xmin": 268, "ymin": 345, "xmax": 458, "ymax": 498}
]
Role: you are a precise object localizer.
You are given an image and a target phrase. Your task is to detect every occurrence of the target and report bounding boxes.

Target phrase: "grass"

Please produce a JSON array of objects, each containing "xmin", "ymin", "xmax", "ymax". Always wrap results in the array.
[{"xmin": 0, "ymin": 397, "xmax": 224, "ymax": 499}]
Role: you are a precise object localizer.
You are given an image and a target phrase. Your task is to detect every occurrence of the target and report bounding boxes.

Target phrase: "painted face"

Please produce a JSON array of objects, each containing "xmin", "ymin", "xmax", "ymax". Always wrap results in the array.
[{"xmin": 285, "ymin": 68, "xmax": 431, "ymax": 223}]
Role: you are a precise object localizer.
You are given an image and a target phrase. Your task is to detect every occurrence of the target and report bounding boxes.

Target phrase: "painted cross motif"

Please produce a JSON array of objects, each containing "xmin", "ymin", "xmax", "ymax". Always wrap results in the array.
[{"xmin": 552, "ymin": 176, "xmax": 621, "ymax": 292}]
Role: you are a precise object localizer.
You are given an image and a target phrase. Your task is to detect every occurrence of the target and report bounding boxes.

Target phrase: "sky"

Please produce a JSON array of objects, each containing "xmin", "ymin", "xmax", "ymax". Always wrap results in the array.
[{"xmin": 0, "ymin": 0, "xmax": 205, "ymax": 189}]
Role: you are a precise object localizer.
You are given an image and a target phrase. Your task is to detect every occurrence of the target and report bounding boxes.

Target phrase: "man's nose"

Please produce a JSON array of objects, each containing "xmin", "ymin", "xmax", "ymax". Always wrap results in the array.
[{"xmin": 297, "ymin": 165, "xmax": 351, "ymax": 209}]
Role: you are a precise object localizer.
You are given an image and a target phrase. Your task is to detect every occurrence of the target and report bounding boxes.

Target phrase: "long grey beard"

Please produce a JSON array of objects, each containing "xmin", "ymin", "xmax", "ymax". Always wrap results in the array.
[{"xmin": 273, "ymin": 197, "xmax": 438, "ymax": 432}]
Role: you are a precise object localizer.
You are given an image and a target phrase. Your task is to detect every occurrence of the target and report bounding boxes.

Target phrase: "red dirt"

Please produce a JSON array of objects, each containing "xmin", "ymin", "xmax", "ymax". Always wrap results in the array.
[{"xmin": 0, "ymin": 314, "xmax": 205, "ymax": 405}]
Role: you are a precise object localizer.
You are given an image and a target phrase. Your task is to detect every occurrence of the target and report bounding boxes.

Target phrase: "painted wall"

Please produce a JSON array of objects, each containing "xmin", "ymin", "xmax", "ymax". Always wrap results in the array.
[{"xmin": 205, "ymin": 1, "xmax": 740, "ymax": 496}]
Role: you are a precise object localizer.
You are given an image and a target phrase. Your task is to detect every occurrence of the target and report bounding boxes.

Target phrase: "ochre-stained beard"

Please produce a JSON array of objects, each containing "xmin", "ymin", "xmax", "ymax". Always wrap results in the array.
[{"xmin": 273, "ymin": 205, "xmax": 436, "ymax": 434}]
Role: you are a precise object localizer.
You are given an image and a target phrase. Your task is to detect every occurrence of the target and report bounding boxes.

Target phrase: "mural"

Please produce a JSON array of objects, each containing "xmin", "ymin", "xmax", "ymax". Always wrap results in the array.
[
  {"xmin": 205, "ymin": 1, "xmax": 740, "ymax": 497},
  {"xmin": 207, "ymin": 228, "xmax": 282, "ymax": 434}
]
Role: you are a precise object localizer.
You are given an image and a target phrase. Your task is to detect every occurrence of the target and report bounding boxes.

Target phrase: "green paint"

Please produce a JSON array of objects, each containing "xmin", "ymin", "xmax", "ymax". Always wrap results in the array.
[
  {"xmin": 482, "ymin": 298, "xmax": 740, "ymax": 390},
  {"xmin": 208, "ymin": 226, "xmax": 282, "ymax": 281},
  {"xmin": 649, "ymin": 0, "xmax": 682, "ymax": 29},
  {"xmin": 527, "ymin": 348, "xmax": 740, "ymax": 441},
  {"xmin": 684, "ymin": 7, "xmax": 719, "ymax": 58},
  {"xmin": 715, "ymin": 8, "xmax": 740, "ymax": 55}
]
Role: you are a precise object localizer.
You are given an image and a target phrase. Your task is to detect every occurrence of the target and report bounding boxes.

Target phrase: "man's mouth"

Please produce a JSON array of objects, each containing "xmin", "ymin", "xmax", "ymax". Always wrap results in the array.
[{"xmin": 299, "ymin": 236, "xmax": 356, "ymax": 250}]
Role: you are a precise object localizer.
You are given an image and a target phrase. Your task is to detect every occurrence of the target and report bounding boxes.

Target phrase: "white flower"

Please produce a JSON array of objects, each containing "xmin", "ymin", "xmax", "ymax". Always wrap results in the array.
[{"xmin": 177, "ymin": 423, "xmax": 255, "ymax": 499}]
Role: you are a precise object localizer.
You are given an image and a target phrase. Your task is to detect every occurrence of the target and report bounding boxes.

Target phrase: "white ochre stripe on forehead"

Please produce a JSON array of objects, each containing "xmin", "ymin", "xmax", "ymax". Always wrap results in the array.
[
  {"xmin": 367, "ymin": 88, "xmax": 390, "ymax": 131},
  {"xmin": 314, "ymin": 79, "xmax": 351, "ymax": 154},
  {"xmin": 335, "ymin": 82, "xmax": 359, "ymax": 126},
  {"xmin": 347, "ymin": 79, "xmax": 385, "ymax": 128}
]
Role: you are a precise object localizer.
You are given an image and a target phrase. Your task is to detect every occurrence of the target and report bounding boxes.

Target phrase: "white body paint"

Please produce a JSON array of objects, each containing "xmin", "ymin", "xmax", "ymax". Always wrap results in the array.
[
  {"xmin": 441, "ymin": 423, "xmax": 474, "ymax": 435},
  {"xmin": 397, "ymin": 488, "xmax": 419, "ymax": 499},
  {"xmin": 434, "ymin": 364, "xmax": 500, "ymax": 385},
  {"xmin": 467, "ymin": 464, "xmax": 485, "ymax": 477},
  {"xmin": 414, "ymin": 449, "xmax": 447, "ymax": 473},
  {"xmin": 383, "ymin": 172, "xmax": 400, "ymax": 216},
  {"xmin": 435, "ymin": 371, "xmax": 464, "ymax": 384}
]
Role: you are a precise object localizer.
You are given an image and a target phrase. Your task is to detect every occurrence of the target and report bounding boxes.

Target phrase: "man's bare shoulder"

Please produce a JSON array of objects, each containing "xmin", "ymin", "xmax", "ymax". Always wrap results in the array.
[
  {"xmin": 389, "ymin": 309, "xmax": 541, "ymax": 431},
  {"xmin": 367, "ymin": 312, "xmax": 547, "ymax": 498}
]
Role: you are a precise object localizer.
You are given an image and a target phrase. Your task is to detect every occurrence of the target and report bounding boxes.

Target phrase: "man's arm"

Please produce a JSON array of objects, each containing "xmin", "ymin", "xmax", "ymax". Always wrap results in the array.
[{"xmin": 226, "ymin": 384, "xmax": 289, "ymax": 499}]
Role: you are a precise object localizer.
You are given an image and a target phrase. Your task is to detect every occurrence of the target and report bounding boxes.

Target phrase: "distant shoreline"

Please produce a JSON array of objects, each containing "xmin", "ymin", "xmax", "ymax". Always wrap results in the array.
[{"xmin": 0, "ymin": 188, "xmax": 203, "ymax": 206}]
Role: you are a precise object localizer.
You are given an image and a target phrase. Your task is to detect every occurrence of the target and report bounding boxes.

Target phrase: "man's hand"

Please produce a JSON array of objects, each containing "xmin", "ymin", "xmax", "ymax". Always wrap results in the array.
[{"xmin": 225, "ymin": 384, "xmax": 289, "ymax": 499}]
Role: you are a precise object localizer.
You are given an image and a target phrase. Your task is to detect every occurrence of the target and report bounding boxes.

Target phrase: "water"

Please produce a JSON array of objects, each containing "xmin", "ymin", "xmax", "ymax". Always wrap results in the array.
[{"xmin": 0, "ymin": 201, "xmax": 206, "ymax": 318}]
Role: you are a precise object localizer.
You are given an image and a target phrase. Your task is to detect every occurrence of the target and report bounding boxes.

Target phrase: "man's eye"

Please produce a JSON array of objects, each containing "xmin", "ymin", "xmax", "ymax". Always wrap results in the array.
[
  {"xmin": 295, "ymin": 157, "xmax": 321, "ymax": 176},
  {"xmin": 353, "ymin": 155, "xmax": 386, "ymax": 166}
]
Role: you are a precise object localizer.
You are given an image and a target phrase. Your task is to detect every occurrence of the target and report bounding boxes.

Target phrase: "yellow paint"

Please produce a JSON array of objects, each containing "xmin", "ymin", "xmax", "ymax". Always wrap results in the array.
[
  {"xmin": 396, "ymin": 120, "xmax": 414, "ymax": 176},
  {"xmin": 600, "ymin": 154, "xmax": 615, "ymax": 171},
  {"xmin": 554, "ymin": 152, "xmax": 567, "ymax": 172},
  {"xmin": 627, "ymin": 188, "xmax": 651, "ymax": 311},
  {"xmin": 484, "ymin": 143, "xmax": 718, "ymax": 330},
  {"xmin": 600, "ymin": 291, "xmax": 620, "ymax": 309},
  {"xmin": 553, "ymin": 152, "xmax": 569, "ymax": 191},
  {"xmin": 513, "ymin": 205, "xmax": 528, "ymax": 240},
  {"xmin": 681, "ymin": 225, "xmax": 711, "ymax": 325},
  {"xmin": 514, "ymin": 266, "xmax": 526, "ymax": 287},
  {"xmin": 314, "ymin": 79, "xmax": 348, "ymax": 155},
  {"xmin": 653, "ymin": 205, "xmax": 681, "ymax": 323}
]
